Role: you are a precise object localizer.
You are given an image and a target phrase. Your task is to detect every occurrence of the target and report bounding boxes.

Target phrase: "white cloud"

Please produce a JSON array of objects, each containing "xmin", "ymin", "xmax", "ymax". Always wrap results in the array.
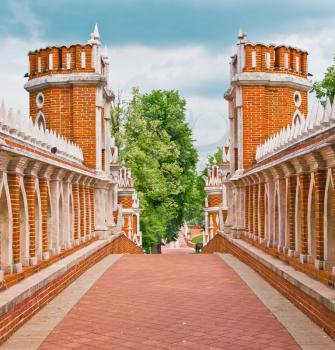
[
  {"xmin": 0, "ymin": 18, "xmax": 333, "ymax": 170},
  {"xmin": 264, "ymin": 23, "xmax": 335, "ymax": 81},
  {"xmin": 0, "ymin": 37, "xmax": 45, "ymax": 116},
  {"xmin": 108, "ymin": 44, "xmax": 231, "ymax": 167}
]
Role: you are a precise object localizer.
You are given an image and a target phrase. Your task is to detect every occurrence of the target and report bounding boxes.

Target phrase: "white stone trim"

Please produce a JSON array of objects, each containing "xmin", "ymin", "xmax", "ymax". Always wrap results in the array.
[
  {"xmin": 36, "ymin": 92, "xmax": 44, "ymax": 109},
  {"xmin": 24, "ymin": 73, "xmax": 107, "ymax": 92},
  {"xmin": 232, "ymin": 72, "xmax": 311, "ymax": 91}
]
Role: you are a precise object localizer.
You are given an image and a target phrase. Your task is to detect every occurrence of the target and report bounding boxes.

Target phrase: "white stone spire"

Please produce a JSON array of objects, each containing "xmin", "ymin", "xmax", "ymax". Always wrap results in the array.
[{"xmin": 93, "ymin": 23, "xmax": 100, "ymax": 40}]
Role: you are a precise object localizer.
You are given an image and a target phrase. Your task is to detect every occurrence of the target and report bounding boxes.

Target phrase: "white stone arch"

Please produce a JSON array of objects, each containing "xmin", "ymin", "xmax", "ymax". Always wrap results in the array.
[
  {"xmin": 307, "ymin": 173, "xmax": 316, "ymax": 261},
  {"xmin": 324, "ymin": 169, "xmax": 335, "ymax": 267},
  {"xmin": 295, "ymin": 177, "xmax": 302, "ymax": 254},
  {"xmin": 19, "ymin": 177, "xmax": 29, "ymax": 266},
  {"xmin": 34, "ymin": 179, "xmax": 43, "ymax": 260},
  {"xmin": 0, "ymin": 173, "xmax": 13, "ymax": 273}
]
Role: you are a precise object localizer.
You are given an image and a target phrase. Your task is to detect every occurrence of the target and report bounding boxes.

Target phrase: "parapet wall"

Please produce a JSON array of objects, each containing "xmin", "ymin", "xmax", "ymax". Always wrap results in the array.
[
  {"xmin": 28, "ymin": 44, "xmax": 94, "ymax": 79},
  {"xmin": 243, "ymin": 43, "xmax": 308, "ymax": 77},
  {"xmin": 203, "ymin": 233, "xmax": 335, "ymax": 339},
  {"xmin": 0, "ymin": 233, "xmax": 143, "ymax": 345}
]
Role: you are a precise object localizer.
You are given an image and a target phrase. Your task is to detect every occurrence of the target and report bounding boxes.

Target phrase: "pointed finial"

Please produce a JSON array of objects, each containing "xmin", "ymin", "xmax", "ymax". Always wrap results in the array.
[
  {"xmin": 93, "ymin": 23, "xmax": 100, "ymax": 39},
  {"xmin": 237, "ymin": 28, "xmax": 247, "ymax": 41}
]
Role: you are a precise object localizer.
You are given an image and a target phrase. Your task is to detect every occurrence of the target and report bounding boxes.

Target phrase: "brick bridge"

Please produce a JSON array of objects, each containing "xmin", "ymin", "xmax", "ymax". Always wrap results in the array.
[
  {"xmin": 1, "ymin": 26, "xmax": 335, "ymax": 350},
  {"xmin": 1, "ymin": 234, "xmax": 334, "ymax": 350}
]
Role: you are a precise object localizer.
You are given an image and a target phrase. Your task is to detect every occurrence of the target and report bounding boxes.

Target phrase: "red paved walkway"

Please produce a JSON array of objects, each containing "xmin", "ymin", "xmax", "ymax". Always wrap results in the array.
[{"xmin": 39, "ymin": 254, "xmax": 299, "ymax": 350}]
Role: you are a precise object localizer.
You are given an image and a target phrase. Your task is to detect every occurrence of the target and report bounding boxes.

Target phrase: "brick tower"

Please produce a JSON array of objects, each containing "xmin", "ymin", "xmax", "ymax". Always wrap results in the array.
[
  {"xmin": 224, "ymin": 29, "xmax": 311, "ymax": 174},
  {"xmin": 203, "ymin": 146, "xmax": 230, "ymax": 245},
  {"xmin": 24, "ymin": 24, "xmax": 113, "ymax": 172}
]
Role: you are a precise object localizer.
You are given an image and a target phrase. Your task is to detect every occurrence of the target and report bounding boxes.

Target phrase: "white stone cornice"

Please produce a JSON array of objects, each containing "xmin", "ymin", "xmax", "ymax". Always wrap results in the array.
[
  {"xmin": 6, "ymin": 156, "xmax": 28, "ymax": 175},
  {"xmin": 25, "ymin": 160, "xmax": 42, "ymax": 177},
  {"xmin": 0, "ymin": 152, "xmax": 11, "ymax": 172},
  {"xmin": 38, "ymin": 164, "xmax": 54, "ymax": 180},
  {"xmin": 24, "ymin": 73, "xmax": 107, "ymax": 92},
  {"xmin": 231, "ymin": 72, "xmax": 311, "ymax": 91},
  {"xmin": 50, "ymin": 168, "xmax": 66, "ymax": 181}
]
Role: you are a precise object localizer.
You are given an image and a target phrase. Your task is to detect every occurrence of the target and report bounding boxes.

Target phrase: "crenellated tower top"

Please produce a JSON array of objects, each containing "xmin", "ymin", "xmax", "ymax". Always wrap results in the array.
[
  {"xmin": 24, "ymin": 25, "xmax": 113, "ymax": 172},
  {"xmin": 225, "ymin": 29, "xmax": 312, "ymax": 175}
]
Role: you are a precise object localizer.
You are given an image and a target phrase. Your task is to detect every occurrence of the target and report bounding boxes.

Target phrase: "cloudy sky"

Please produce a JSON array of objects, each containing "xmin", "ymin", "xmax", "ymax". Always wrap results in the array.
[{"xmin": 0, "ymin": 0, "xmax": 334, "ymax": 168}]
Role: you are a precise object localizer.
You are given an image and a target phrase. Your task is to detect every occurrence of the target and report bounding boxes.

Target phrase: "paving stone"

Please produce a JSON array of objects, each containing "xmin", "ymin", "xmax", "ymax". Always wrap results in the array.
[{"xmin": 37, "ymin": 254, "xmax": 300, "ymax": 349}]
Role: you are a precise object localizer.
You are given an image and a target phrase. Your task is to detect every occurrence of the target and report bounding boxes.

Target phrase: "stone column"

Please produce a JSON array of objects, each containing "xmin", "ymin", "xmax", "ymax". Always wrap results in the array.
[{"xmin": 94, "ymin": 181, "xmax": 109, "ymax": 239}]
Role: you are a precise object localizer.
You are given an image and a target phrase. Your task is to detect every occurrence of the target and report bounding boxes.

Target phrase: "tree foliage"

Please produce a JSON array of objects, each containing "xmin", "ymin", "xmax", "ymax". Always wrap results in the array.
[
  {"xmin": 112, "ymin": 88, "xmax": 200, "ymax": 249},
  {"xmin": 311, "ymin": 56, "xmax": 335, "ymax": 102}
]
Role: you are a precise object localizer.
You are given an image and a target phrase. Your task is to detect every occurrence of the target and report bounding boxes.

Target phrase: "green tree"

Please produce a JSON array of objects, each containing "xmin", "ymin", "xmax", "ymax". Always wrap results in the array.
[
  {"xmin": 311, "ymin": 56, "xmax": 335, "ymax": 102},
  {"xmin": 112, "ymin": 88, "xmax": 199, "ymax": 251}
]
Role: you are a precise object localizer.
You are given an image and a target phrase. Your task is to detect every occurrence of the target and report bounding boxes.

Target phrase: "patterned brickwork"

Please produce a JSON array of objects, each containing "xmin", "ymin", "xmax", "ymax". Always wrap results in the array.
[
  {"xmin": 299, "ymin": 173, "xmax": 310, "ymax": 255},
  {"xmin": 118, "ymin": 195, "xmax": 132, "ymax": 209},
  {"xmin": 72, "ymin": 183, "xmax": 79, "ymax": 240},
  {"xmin": 7, "ymin": 174, "xmax": 21, "ymax": 264},
  {"xmin": 79, "ymin": 185, "xmax": 85, "ymax": 238},
  {"xmin": 203, "ymin": 234, "xmax": 335, "ymax": 338},
  {"xmin": 259, "ymin": 183, "xmax": 265, "ymax": 239},
  {"xmin": 315, "ymin": 169, "xmax": 327, "ymax": 261},
  {"xmin": 253, "ymin": 183, "xmax": 259, "ymax": 237},
  {"xmin": 249, "ymin": 185, "xmax": 254, "ymax": 234},
  {"xmin": 245, "ymin": 186, "xmax": 249, "ymax": 232},
  {"xmin": 39, "ymin": 178, "xmax": 48, "ymax": 253},
  {"xmin": 89, "ymin": 187, "xmax": 94, "ymax": 232},
  {"xmin": 207, "ymin": 193, "xmax": 222, "ymax": 207},
  {"xmin": 287, "ymin": 176, "xmax": 297, "ymax": 251},
  {"xmin": 0, "ymin": 234, "xmax": 143, "ymax": 345},
  {"xmin": 25, "ymin": 176, "xmax": 36, "ymax": 258}
]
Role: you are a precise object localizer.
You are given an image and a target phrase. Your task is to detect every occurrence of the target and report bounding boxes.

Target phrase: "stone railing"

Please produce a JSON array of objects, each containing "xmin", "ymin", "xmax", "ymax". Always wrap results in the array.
[
  {"xmin": 0, "ymin": 100, "xmax": 84, "ymax": 164},
  {"xmin": 118, "ymin": 162, "xmax": 135, "ymax": 188},
  {"xmin": 205, "ymin": 164, "xmax": 224, "ymax": 187},
  {"xmin": 256, "ymin": 97, "xmax": 335, "ymax": 161}
]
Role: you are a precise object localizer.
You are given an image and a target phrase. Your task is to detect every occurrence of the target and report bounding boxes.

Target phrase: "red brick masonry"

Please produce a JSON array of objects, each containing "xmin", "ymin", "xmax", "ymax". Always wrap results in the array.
[
  {"xmin": 0, "ymin": 234, "xmax": 143, "ymax": 345},
  {"xmin": 39, "ymin": 254, "xmax": 299, "ymax": 350},
  {"xmin": 203, "ymin": 233, "xmax": 335, "ymax": 339}
]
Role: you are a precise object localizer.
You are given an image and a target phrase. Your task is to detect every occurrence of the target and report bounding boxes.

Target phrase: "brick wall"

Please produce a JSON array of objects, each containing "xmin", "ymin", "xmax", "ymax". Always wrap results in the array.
[
  {"xmin": 0, "ymin": 234, "xmax": 143, "ymax": 345},
  {"xmin": 118, "ymin": 195, "xmax": 132, "ymax": 208},
  {"xmin": 242, "ymin": 86, "xmax": 308, "ymax": 168},
  {"xmin": 203, "ymin": 234, "xmax": 335, "ymax": 338},
  {"xmin": 208, "ymin": 194, "xmax": 222, "ymax": 207}
]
